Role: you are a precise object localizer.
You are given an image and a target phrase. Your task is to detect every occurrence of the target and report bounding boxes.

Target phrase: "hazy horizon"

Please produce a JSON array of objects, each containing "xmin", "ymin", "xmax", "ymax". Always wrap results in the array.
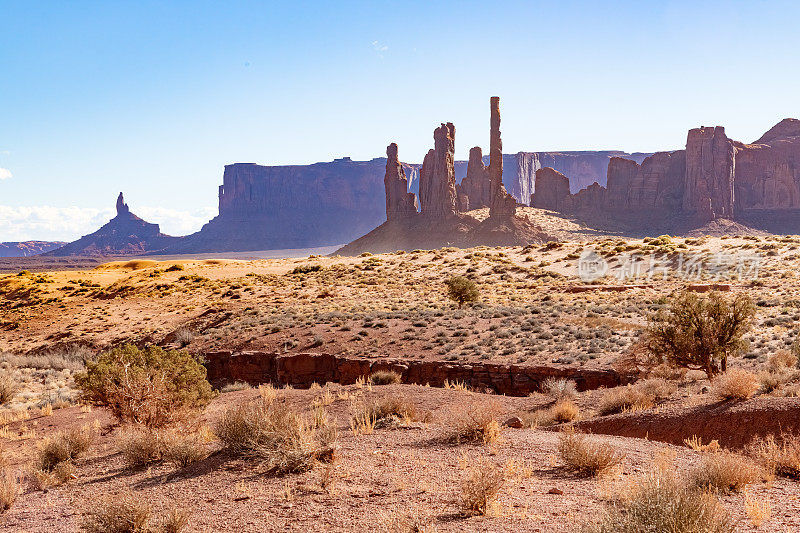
[{"xmin": 2, "ymin": 0, "xmax": 799, "ymax": 241}]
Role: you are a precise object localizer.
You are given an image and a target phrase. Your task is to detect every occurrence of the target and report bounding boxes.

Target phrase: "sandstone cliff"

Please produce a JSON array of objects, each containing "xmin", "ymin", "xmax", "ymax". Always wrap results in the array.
[
  {"xmin": 46, "ymin": 193, "xmax": 179, "ymax": 257},
  {"xmin": 529, "ymin": 118, "xmax": 800, "ymax": 232},
  {"xmin": 488, "ymin": 96, "xmax": 517, "ymax": 219}
]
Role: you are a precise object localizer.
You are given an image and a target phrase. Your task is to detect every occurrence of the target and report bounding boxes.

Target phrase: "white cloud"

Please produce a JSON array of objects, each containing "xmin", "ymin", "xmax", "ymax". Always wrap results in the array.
[
  {"xmin": 371, "ymin": 40, "xmax": 388, "ymax": 58},
  {"xmin": 0, "ymin": 168, "xmax": 11, "ymax": 180},
  {"xmin": 0, "ymin": 205, "xmax": 216, "ymax": 242}
]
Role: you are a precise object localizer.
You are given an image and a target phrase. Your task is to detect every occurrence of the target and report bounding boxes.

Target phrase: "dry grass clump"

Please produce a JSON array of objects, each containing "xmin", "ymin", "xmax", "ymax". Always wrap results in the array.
[
  {"xmin": 119, "ymin": 428, "xmax": 163, "ymax": 469},
  {"xmin": 710, "ymin": 368, "xmax": 759, "ymax": 400},
  {"xmin": 558, "ymin": 429, "xmax": 622, "ymax": 477},
  {"xmin": 689, "ymin": 451, "xmax": 764, "ymax": 493},
  {"xmin": 37, "ymin": 426, "xmax": 94, "ymax": 473},
  {"xmin": 215, "ymin": 397, "xmax": 336, "ymax": 475},
  {"xmin": 162, "ymin": 431, "xmax": 206, "ymax": 468},
  {"xmin": 444, "ymin": 400, "xmax": 502, "ymax": 445},
  {"xmin": 0, "ymin": 373, "xmax": 18, "ymax": 405},
  {"xmin": 549, "ymin": 399, "xmax": 580, "ymax": 423},
  {"xmin": 598, "ymin": 378, "xmax": 676, "ymax": 415},
  {"xmin": 459, "ymin": 460, "xmax": 504, "ymax": 516},
  {"xmin": 542, "ymin": 377, "xmax": 577, "ymax": 400},
  {"xmin": 80, "ymin": 492, "xmax": 188, "ymax": 533},
  {"xmin": 767, "ymin": 350, "xmax": 798, "ymax": 372},
  {"xmin": 747, "ymin": 433, "xmax": 800, "ymax": 479},
  {"xmin": 588, "ymin": 461, "xmax": 734, "ymax": 533},
  {"xmin": 369, "ymin": 371, "xmax": 402, "ymax": 385},
  {"xmin": 119, "ymin": 427, "xmax": 206, "ymax": 470},
  {"xmin": 0, "ymin": 469, "xmax": 19, "ymax": 513}
]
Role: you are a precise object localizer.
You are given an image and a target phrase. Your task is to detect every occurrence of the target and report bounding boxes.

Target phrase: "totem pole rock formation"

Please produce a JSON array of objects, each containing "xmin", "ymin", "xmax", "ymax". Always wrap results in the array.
[
  {"xmin": 419, "ymin": 122, "xmax": 458, "ymax": 218},
  {"xmin": 456, "ymin": 146, "xmax": 491, "ymax": 210},
  {"xmin": 488, "ymin": 96, "xmax": 517, "ymax": 218},
  {"xmin": 384, "ymin": 143, "xmax": 419, "ymax": 221}
]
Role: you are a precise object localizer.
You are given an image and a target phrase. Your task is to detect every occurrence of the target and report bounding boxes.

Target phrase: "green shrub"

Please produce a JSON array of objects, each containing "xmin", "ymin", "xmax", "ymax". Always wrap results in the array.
[
  {"xmin": 165, "ymin": 264, "xmax": 184, "ymax": 272},
  {"xmin": 645, "ymin": 291, "xmax": 754, "ymax": 377},
  {"xmin": 75, "ymin": 344, "xmax": 214, "ymax": 427},
  {"xmin": 444, "ymin": 276, "xmax": 479, "ymax": 308},
  {"xmin": 290, "ymin": 264, "xmax": 323, "ymax": 275}
]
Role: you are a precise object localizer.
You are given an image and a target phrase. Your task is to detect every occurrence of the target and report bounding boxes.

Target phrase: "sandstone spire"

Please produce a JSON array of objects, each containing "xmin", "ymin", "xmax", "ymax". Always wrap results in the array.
[
  {"xmin": 384, "ymin": 143, "xmax": 419, "ymax": 221},
  {"xmin": 116, "ymin": 192, "xmax": 130, "ymax": 216},
  {"xmin": 488, "ymin": 97, "xmax": 516, "ymax": 218},
  {"xmin": 456, "ymin": 146, "xmax": 491, "ymax": 210},
  {"xmin": 419, "ymin": 122, "xmax": 458, "ymax": 218}
]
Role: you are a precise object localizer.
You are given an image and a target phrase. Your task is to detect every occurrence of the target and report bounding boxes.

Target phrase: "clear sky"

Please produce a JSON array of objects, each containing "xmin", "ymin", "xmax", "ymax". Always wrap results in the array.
[{"xmin": 2, "ymin": 0, "xmax": 799, "ymax": 241}]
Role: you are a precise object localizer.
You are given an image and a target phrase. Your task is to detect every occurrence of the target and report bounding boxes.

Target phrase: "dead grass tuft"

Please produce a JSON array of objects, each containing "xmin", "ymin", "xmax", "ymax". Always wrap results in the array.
[
  {"xmin": 369, "ymin": 371, "xmax": 402, "ymax": 385},
  {"xmin": 710, "ymin": 368, "xmax": 759, "ymax": 400},
  {"xmin": 747, "ymin": 433, "xmax": 800, "ymax": 479},
  {"xmin": 558, "ymin": 429, "xmax": 622, "ymax": 477},
  {"xmin": 588, "ymin": 459, "xmax": 734, "ymax": 533},
  {"xmin": 37, "ymin": 425, "xmax": 94, "ymax": 473},
  {"xmin": 444, "ymin": 400, "xmax": 502, "ymax": 445},
  {"xmin": 80, "ymin": 492, "xmax": 151, "ymax": 533},
  {"xmin": 459, "ymin": 460, "xmax": 504, "ymax": 516},
  {"xmin": 689, "ymin": 451, "xmax": 764, "ymax": 493},
  {"xmin": 215, "ymin": 397, "xmax": 336, "ymax": 475},
  {"xmin": 0, "ymin": 469, "xmax": 19, "ymax": 513}
]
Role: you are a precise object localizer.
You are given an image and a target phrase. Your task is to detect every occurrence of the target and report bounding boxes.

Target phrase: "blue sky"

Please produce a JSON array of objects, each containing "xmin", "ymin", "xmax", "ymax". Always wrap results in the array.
[{"xmin": 2, "ymin": 0, "xmax": 799, "ymax": 240}]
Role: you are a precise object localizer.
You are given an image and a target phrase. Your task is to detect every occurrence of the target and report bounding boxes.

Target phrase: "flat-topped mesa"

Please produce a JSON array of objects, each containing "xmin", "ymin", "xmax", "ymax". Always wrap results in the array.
[
  {"xmin": 384, "ymin": 143, "xmax": 419, "ymax": 221},
  {"xmin": 116, "ymin": 192, "xmax": 130, "ymax": 216},
  {"xmin": 419, "ymin": 122, "xmax": 458, "ymax": 218},
  {"xmin": 456, "ymin": 146, "xmax": 491, "ymax": 210},
  {"xmin": 683, "ymin": 126, "xmax": 735, "ymax": 221},
  {"xmin": 488, "ymin": 96, "xmax": 516, "ymax": 218}
]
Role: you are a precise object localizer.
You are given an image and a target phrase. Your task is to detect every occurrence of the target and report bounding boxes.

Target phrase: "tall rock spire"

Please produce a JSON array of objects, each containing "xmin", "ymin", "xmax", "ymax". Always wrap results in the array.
[
  {"xmin": 419, "ymin": 122, "xmax": 458, "ymax": 218},
  {"xmin": 384, "ymin": 143, "xmax": 419, "ymax": 221},
  {"xmin": 116, "ymin": 192, "xmax": 130, "ymax": 216},
  {"xmin": 488, "ymin": 97, "xmax": 516, "ymax": 218}
]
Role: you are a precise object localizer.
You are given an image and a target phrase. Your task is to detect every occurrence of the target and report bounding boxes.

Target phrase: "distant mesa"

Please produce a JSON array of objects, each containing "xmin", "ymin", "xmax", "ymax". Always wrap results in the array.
[
  {"xmin": 0, "ymin": 241, "xmax": 66, "ymax": 258},
  {"xmin": 529, "ymin": 117, "xmax": 800, "ymax": 233},
  {"xmin": 44, "ymin": 193, "xmax": 180, "ymax": 257},
  {"xmin": 335, "ymin": 97, "xmax": 553, "ymax": 255}
]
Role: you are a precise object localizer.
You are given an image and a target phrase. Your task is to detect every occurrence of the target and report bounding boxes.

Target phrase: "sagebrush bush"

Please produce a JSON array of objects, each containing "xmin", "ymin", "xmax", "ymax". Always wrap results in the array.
[
  {"xmin": 459, "ymin": 460, "xmax": 504, "ymax": 516},
  {"xmin": 75, "ymin": 344, "xmax": 214, "ymax": 427},
  {"xmin": 550, "ymin": 399, "xmax": 580, "ymax": 423},
  {"xmin": 598, "ymin": 378, "xmax": 676, "ymax": 415},
  {"xmin": 710, "ymin": 368, "xmax": 759, "ymax": 400},
  {"xmin": 215, "ymin": 397, "xmax": 336, "ymax": 475},
  {"xmin": 558, "ymin": 429, "xmax": 622, "ymax": 477},
  {"xmin": 689, "ymin": 451, "xmax": 764, "ymax": 493}
]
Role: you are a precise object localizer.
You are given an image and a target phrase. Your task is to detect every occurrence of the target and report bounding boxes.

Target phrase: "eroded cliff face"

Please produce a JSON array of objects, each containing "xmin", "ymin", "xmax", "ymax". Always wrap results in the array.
[
  {"xmin": 683, "ymin": 126, "xmax": 736, "ymax": 221},
  {"xmin": 734, "ymin": 119, "xmax": 800, "ymax": 211},
  {"xmin": 530, "ymin": 118, "xmax": 800, "ymax": 228},
  {"xmin": 0, "ymin": 241, "xmax": 65, "ymax": 258},
  {"xmin": 456, "ymin": 147, "xmax": 491, "ymax": 210}
]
